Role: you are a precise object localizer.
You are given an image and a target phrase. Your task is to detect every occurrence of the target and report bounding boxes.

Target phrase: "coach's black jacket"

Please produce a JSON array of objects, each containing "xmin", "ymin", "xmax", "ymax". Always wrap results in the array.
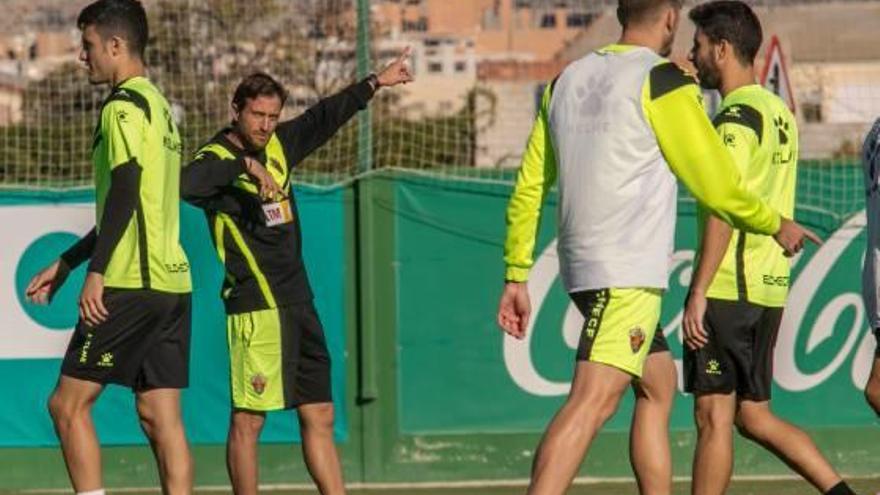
[{"xmin": 181, "ymin": 79, "xmax": 375, "ymax": 314}]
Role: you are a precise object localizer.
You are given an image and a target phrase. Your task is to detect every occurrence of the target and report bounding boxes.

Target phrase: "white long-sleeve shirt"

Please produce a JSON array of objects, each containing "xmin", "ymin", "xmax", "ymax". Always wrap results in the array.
[
  {"xmin": 862, "ymin": 118, "xmax": 880, "ymax": 329},
  {"xmin": 504, "ymin": 44, "xmax": 780, "ymax": 291}
]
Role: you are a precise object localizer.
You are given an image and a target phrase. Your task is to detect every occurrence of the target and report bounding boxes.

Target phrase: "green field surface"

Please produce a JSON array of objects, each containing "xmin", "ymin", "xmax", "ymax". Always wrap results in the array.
[{"xmin": 4, "ymin": 478, "xmax": 880, "ymax": 495}]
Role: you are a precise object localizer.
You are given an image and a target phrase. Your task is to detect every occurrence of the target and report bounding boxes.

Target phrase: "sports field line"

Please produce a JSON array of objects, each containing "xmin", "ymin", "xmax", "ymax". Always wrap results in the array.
[{"xmin": 19, "ymin": 474, "xmax": 880, "ymax": 493}]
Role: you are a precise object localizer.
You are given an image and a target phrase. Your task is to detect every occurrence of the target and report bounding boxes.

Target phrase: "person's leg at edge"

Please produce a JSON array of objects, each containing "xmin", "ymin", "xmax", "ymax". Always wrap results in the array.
[
  {"xmin": 735, "ymin": 400, "xmax": 855, "ymax": 494},
  {"xmin": 136, "ymin": 388, "xmax": 193, "ymax": 495},
  {"xmin": 47, "ymin": 375, "xmax": 105, "ymax": 493},
  {"xmin": 690, "ymin": 392, "xmax": 736, "ymax": 495},
  {"xmin": 226, "ymin": 409, "xmax": 266, "ymax": 495},
  {"xmin": 298, "ymin": 402, "xmax": 345, "ymax": 495},
  {"xmin": 630, "ymin": 351, "xmax": 677, "ymax": 495},
  {"xmin": 865, "ymin": 335, "xmax": 880, "ymax": 415},
  {"xmin": 527, "ymin": 361, "xmax": 633, "ymax": 495}
]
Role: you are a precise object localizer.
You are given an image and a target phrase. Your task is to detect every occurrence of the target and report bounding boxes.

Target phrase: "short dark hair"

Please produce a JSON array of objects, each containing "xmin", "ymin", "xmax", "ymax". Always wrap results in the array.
[
  {"xmin": 689, "ymin": 0, "xmax": 763, "ymax": 65},
  {"xmin": 232, "ymin": 73, "xmax": 289, "ymax": 110},
  {"xmin": 617, "ymin": 0, "xmax": 684, "ymax": 27},
  {"xmin": 78, "ymin": 0, "xmax": 148, "ymax": 59}
]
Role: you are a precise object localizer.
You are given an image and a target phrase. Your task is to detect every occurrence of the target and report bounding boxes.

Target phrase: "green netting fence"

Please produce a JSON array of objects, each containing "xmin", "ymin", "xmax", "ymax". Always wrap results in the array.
[{"xmin": 0, "ymin": 0, "xmax": 870, "ymax": 227}]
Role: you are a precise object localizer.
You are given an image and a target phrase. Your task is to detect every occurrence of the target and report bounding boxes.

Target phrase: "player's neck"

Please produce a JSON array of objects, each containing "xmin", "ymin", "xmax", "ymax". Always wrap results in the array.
[
  {"xmin": 226, "ymin": 130, "xmax": 247, "ymax": 151},
  {"xmin": 110, "ymin": 61, "xmax": 146, "ymax": 88},
  {"xmin": 719, "ymin": 66, "xmax": 757, "ymax": 98},
  {"xmin": 618, "ymin": 29, "xmax": 664, "ymax": 55},
  {"xmin": 225, "ymin": 129, "xmax": 262, "ymax": 154}
]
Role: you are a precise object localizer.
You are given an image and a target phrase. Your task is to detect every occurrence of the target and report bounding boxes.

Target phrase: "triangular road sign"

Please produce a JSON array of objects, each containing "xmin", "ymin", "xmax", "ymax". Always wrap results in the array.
[{"xmin": 761, "ymin": 35, "xmax": 796, "ymax": 114}]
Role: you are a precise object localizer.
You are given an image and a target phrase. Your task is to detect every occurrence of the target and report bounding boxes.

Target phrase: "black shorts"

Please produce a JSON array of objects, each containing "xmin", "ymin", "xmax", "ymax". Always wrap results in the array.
[
  {"xmin": 226, "ymin": 302, "xmax": 332, "ymax": 411},
  {"xmin": 875, "ymin": 328, "xmax": 880, "ymax": 358},
  {"xmin": 60, "ymin": 289, "xmax": 192, "ymax": 391},
  {"xmin": 684, "ymin": 298, "xmax": 782, "ymax": 401}
]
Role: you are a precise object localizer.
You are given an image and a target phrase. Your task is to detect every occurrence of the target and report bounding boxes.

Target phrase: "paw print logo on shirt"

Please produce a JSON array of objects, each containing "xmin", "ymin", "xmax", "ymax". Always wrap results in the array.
[
  {"xmin": 774, "ymin": 116, "xmax": 790, "ymax": 145},
  {"xmin": 575, "ymin": 76, "xmax": 613, "ymax": 117}
]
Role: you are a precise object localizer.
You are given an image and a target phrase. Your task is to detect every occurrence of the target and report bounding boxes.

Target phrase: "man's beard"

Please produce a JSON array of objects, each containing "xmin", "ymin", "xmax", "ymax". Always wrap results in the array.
[{"xmin": 697, "ymin": 61, "xmax": 721, "ymax": 90}]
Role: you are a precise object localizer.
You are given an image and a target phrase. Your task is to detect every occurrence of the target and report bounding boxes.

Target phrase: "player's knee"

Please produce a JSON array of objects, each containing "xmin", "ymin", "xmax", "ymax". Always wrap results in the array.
[
  {"xmin": 47, "ymin": 390, "xmax": 86, "ymax": 427},
  {"xmin": 639, "ymin": 355, "xmax": 677, "ymax": 403},
  {"xmin": 47, "ymin": 392, "xmax": 66, "ymax": 423},
  {"xmin": 300, "ymin": 403, "xmax": 335, "ymax": 433},
  {"xmin": 136, "ymin": 402, "xmax": 159, "ymax": 436},
  {"xmin": 137, "ymin": 402, "xmax": 181, "ymax": 439},
  {"xmin": 230, "ymin": 412, "xmax": 265, "ymax": 438},
  {"xmin": 734, "ymin": 408, "xmax": 769, "ymax": 442},
  {"xmin": 694, "ymin": 402, "xmax": 732, "ymax": 434},
  {"xmin": 583, "ymin": 389, "xmax": 623, "ymax": 425}
]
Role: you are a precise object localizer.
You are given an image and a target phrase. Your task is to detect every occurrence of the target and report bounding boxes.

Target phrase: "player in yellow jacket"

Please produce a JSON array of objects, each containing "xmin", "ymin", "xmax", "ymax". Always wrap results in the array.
[
  {"xmin": 498, "ymin": 1, "xmax": 818, "ymax": 494},
  {"xmin": 682, "ymin": 2, "xmax": 854, "ymax": 495}
]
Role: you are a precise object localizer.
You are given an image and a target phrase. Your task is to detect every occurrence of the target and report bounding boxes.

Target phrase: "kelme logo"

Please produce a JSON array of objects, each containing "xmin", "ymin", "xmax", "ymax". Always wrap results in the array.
[
  {"xmin": 706, "ymin": 359, "xmax": 722, "ymax": 375},
  {"xmin": 97, "ymin": 352, "xmax": 114, "ymax": 368}
]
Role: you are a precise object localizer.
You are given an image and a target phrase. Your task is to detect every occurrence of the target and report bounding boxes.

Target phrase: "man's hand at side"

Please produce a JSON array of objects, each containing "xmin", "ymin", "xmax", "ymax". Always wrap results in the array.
[{"xmin": 497, "ymin": 281, "xmax": 531, "ymax": 340}]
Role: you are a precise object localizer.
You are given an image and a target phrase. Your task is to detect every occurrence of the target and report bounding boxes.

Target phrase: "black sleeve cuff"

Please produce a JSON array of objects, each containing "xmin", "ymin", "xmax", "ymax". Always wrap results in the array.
[{"xmin": 354, "ymin": 78, "xmax": 377, "ymax": 105}]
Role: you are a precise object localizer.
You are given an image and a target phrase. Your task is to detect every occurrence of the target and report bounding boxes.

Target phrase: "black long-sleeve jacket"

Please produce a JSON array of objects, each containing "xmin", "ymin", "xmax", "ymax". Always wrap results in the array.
[{"xmin": 181, "ymin": 79, "xmax": 375, "ymax": 314}]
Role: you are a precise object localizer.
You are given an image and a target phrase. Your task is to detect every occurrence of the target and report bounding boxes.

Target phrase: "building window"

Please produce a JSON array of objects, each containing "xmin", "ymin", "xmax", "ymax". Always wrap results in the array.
[
  {"xmin": 802, "ymin": 102, "xmax": 823, "ymax": 123},
  {"xmin": 403, "ymin": 17, "xmax": 428, "ymax": 32},
  {"xmin": 454, "ymin": 61, "xmax": 467, "ymax": 73},
  {"xmin": 482, "ymin": 9, "xmax": 501, "ymax": 30},
  {"xmin": 428, "ymin": 62, "xmax": 443, "ymax": 74},
  {"xmin": 540, "ymin": 13, "xmax": 557, "ymax": 28},
  {"xmin": 566, "ymin": 13, "xmax": 592, "ymax": 28}
]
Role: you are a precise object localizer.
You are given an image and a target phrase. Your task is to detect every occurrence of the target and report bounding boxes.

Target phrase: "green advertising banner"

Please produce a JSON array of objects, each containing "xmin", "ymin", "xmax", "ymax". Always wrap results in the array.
[
  {"xmin": 394, "ymin": 174, "xmax": 879, "ymax": 435},
  {"xmin": 0, "ymin": 187, "xmax": 349, "ymax": 446}
]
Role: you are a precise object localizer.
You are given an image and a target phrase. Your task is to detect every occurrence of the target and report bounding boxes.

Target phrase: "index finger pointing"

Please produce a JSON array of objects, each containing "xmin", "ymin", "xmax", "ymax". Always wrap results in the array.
[
  {"xmin": 396, "ymin": 46, "xmax": 412, "ymax": 64},
  {"xmin": 803, "ymin": 227, "xmax": 823, "ymax": 246}
]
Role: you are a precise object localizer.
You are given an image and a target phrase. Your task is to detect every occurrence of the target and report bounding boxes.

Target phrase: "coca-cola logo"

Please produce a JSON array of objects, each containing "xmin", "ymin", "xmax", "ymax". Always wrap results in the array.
[
  {"xmin": 775, "ymin": 212, "xmax": 874, "ymax": 391},
  {"xmin": 504, "ymin": 212, "xmax": 876, "ymax": 396}
]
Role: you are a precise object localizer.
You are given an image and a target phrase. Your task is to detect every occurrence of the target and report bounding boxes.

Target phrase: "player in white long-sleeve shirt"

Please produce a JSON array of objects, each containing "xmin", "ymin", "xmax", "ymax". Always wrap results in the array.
[{"xmin": 861, "ymin": 118, "xmax": 880, "ymax": 416}]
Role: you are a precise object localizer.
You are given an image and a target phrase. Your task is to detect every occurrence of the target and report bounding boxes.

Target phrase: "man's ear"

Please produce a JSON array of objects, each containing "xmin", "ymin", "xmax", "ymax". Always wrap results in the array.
[
  {"xmin": 664, "ymin": 7, "xmax": 680, "ymax": 35},
  {"xmin": 713, "ymin": 40, "xmax": 726, "ymax": 64},
  {"xmin": 231, "ymin": 102, "xmax": 241, "ymax": 122},
  {"xmin": 107, "ymin": 35, "xmax": 125, "ymax": 58}
]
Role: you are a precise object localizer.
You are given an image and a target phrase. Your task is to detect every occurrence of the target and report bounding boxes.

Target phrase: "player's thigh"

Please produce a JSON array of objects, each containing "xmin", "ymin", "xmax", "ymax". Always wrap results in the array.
[
  {"xmin": 567, "ymin": 360, "xmax": 633, "ymax": 417},
  {"xmin": 135, "ymin": 387, "xmax": 184, "ymax": 427},
  {"xmin": 49, "ymin": 375, "xmax": 104, "ymax": 415},
  {"xmin": 635, "ymin": 350, "xmax": 677, "ymax": 404}
]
